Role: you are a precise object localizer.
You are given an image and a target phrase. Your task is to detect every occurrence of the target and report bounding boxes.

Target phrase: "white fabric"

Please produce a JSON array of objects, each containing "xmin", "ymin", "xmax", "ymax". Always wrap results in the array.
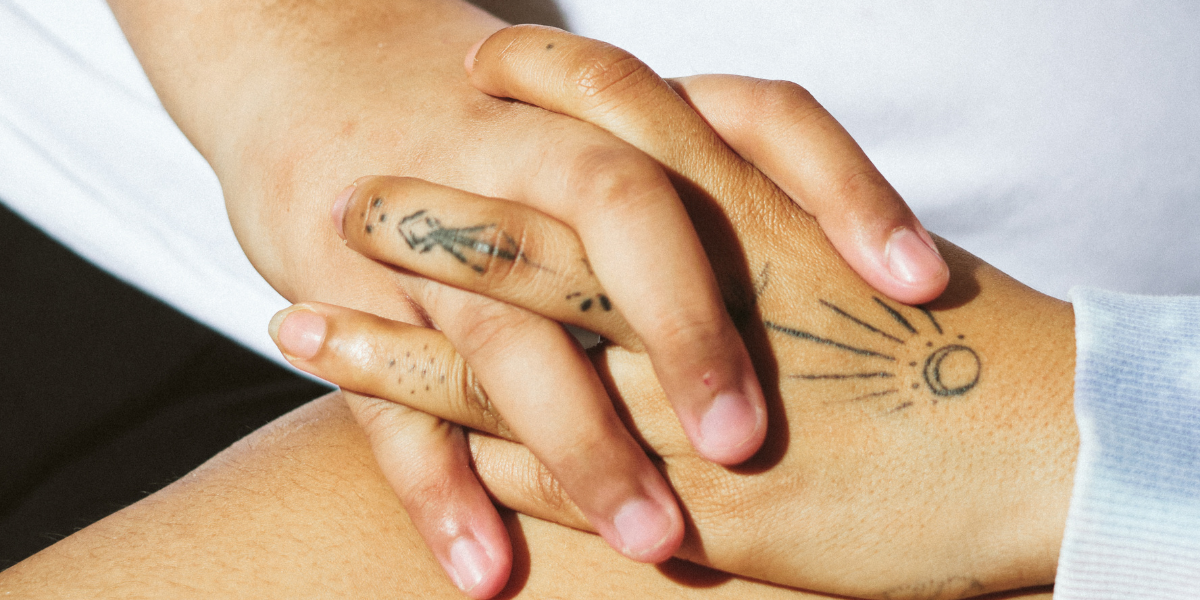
[
  {"xmin": 0, "ymin": 0, "xmax": 290, "ymax": 364},
  {"xmin": 1060, "ymin": 288, "xmax": 1200, "ymax": 598}
]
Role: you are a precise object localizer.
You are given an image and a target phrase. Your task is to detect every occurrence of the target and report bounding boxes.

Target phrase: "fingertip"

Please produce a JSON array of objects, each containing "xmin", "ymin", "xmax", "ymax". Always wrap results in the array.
[
  {"xmin": 880, "ymin": 225, "xmax": 949, "ymax": 304},
  {"xmin": 446, "ymin": 533, "xmax": 512, "ymax": 599},
  {"xmin": 269, "ymin": 305, "xmax": 326, "ymax": 361},
  {"xmin": 608, "ymin": 495, "xmax": 684, "ymax": 563},
  {"xmin": 695, "ymin": 383, "xmax": 767, "ymax": 465},
  {"xmin": 464, "ymin": 36, "xmax": 487, "ymax": 76},
  {"xmin": 331, "ymin": 182, "xmax": 356, "ymax": 240}
]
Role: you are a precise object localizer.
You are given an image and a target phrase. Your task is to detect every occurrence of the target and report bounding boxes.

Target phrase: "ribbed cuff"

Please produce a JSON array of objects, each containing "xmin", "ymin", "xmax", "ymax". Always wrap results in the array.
[{"xmin": 1056, "ymin": 288, "xmax": 1200, "ymax": 598}]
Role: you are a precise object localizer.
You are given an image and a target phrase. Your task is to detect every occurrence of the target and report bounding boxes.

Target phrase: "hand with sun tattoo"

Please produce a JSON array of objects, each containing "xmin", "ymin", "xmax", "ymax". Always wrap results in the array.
[
  {"xmin": 109, "ymin": 0, "xmax": 956, "ymax": 594},
  {"xmin": 269, "ymin": 26, "xmax": 1079, "ymax": 600}
]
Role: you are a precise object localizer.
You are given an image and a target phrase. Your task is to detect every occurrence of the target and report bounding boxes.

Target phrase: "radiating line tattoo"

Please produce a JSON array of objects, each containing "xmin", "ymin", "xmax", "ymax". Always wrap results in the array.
[
  {"xmin": 792, "ymin": 372, "xmax": 894, "ymax": 380},
  {"xmin": 821, "ymin": 300, "xmax": 906, "ymax": 344},
  {"xmin": 873, "ymin": 296, "xmax": 918, "ymax": 334},
  {"xmin": 769, "ymin": 298, "xmax": 979, "ymax": 414},
  {"xmin": 764, "ymin": 321, "xmax": 897, "ymax": 361},
  {"xmin": 918, "ymin": 306, "xmax": 944, "ymax": 335},
  {"xmin": 837, "ymin": 388, "xmax": 900, "ymax": 404}
]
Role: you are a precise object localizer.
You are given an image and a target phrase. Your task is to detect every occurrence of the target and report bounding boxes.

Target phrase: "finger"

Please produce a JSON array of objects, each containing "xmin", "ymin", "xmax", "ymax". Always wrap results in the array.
[
  {"xmin": 269, "ymin": 301, "xmax": 685, "ymax": 563},
  {"xmin": 465, "ymin": 26, "xmax": 744, "ymax": 207},
  {"xmin": 341, "ymin": 392, "xmax": 512, "ymax": 599},
  {"xmin": 269, "ymin": 302, "xmax": 505, "ymax": 435},
  {"xmin": 463, "ymin": 26, "xmax": 768, "ymax": 465},
  {"xmin": 467, "ymin": 427, "xmax": 593, "ymax": 532},
  {"xmin": 332, "ymin": 175, "xmax": 638, "ymax": 348},
  {"xmin": 468, "ymin": 27, "xmax": 947, "ymax": 306},
  {"xmin": 670, "ymin": 74, "xmax": 948, "ymax": 304}
]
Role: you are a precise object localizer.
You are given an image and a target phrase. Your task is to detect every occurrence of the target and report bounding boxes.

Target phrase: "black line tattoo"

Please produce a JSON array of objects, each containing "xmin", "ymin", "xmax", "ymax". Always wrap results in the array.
[
  {"xmin": 765, "ymin": 321, "xmax": 897, "ymax": 361},
  {"xmin": 821, "ymin": 300, "xmax": 906, "ymax": 344},
  {"xmin": 922, "ymin": 344, "xmax": 980, "ymax": 396},
  {"xmin": 874, "ymin": 296, "xmax": 918, "ymax": 334},
  {"xmin": 776, "ymin": 296, "xmax": 980, "ymax": 415},
  {"xmin": 792, "ymin": 372, "xmax": 894, "ymax": 380},
  {"xmin": 398, "ymin": 210, "xmax": 524, "ymax": 274},
  {"xmin": 918, "ymin": 306, "xmax": 943, "ymax": 335}
]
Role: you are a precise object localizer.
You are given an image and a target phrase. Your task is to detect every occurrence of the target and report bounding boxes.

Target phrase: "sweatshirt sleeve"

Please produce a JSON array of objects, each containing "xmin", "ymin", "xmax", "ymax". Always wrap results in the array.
[{"xmin": 1055, "ymin": 288, "xmax": 1200, "ymax": 598}]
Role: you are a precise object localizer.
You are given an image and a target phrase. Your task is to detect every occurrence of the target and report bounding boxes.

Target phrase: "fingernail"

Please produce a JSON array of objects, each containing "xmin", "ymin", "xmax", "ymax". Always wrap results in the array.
[
  {"xmin": 331, "ymin": 183, "xmax": 355, "ymax": 240},
  {"xmin": 613, "ymin": 497, "xmax": 672, "ymax": 560},
  {"xmin": 269, "ymin": 308, "xmax": 326, "ymax": 360},
  {"xmin": 447, "ymin": 536, "xmax": 491, "ymax": 593},
  {"xmin": 463, "ymin": 37, "xmax": 487, "ymax": 74},
  {"xmin": 885, "ymin": 226, "xmax": 947, "ymax": 285},
  {"xmin": 698, "ymin": 390, "xmax": 760, "ymax": 462}
]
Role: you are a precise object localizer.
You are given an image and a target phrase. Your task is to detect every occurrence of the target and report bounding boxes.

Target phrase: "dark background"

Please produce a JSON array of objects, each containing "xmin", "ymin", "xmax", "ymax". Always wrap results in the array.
[{"xmin": 0, "ymin": 202, "xmax": 330, "ymax": 567}]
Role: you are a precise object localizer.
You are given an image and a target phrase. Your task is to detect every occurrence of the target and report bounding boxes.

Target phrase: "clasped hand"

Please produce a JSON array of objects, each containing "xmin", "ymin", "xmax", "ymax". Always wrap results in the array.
[{"xmin": 268, "ymin": 26, "xmax": 1075, "ymax": 600}]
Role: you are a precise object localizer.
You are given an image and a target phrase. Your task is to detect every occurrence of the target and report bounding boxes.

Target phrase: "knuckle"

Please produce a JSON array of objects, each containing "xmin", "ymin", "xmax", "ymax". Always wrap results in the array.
[
  {"xmin": 746, "ymin": 79, "xmax": 818, "ymax": 119},
  {"xmin": 447, "ymin": 298, "xmax": 537, "ymax": 361},
  {"xmin": 564, "ymin": 146, "xmax": 670, "ymax": 215},
  {"xmin": 571, "ymin": 47, "xmax": 658, "ymax": 107},
  {"xmin": 648, "ymin": 310, "xmax": 729, "ymax": 350},
  {"xmin": 347, "ymin": 392, "xmax": 402, "ymax": 436},
  {"xmin": 451, "ymin": 356, "xmax": 514, "ymax": 439},
  {"xmin": 476, "ymin": 216, "xmax": 536, "ymax": 288},
  {"xmin": 403, "ymin": 467, "xmax": 460, "ymax": 515},
  {"xmin": 743, "ymin": 79, "xmax": 827, "ymax": 136},
  {"xmin": 524, "ymin": 453, "xmax": 573, "ymax": 513},
  {"xmin": 837, "ymin": 169, "xmax": 895, "ymax": 204}
]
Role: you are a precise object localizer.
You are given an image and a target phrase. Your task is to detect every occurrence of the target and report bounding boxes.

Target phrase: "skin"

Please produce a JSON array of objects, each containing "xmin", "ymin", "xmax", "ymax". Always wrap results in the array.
[
  {"xmin": 270, "ymin": 27, "xmax": 1080, "ymax": 599},
  {"xmin": 0, "ymin": 393, "xmax": 1052, "ymax": 600},
  {"xmin": 102, "ymin": 1, "xmax": 947, "ymax": 594}
]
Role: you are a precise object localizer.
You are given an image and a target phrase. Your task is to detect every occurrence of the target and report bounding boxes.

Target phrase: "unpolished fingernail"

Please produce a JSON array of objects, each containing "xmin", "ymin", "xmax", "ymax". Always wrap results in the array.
[
  {"xmin": 272, "ymin": 308, "xmax": 326, "ymax": 360},
  {"xmin": 613, "ymin": 497, "xmax": 673, "ymax": 560},
  {"xmin": 463, "ymin": 37, "xmax": 487, "ymax": 74},
  {"xmin": 448, "ymin": 536, "xmax": 491, "ymax": 593},
  {"xmin": 698, "ymin": 390, "xmax": 760, "ymax": 461},
  {"xmin": 331, "ymin": 183, "xmax": 355, "ymax": 240},
  {"xmin": 885, "ymin": 226, "xmax": 946, "ymax": 285}
]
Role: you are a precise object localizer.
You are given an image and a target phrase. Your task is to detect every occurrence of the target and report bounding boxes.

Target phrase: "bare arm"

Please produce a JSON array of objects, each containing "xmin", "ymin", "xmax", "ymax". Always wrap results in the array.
[{"xmin": 0, "ymin": 392, "xmax": 1053, "ymax": 600}]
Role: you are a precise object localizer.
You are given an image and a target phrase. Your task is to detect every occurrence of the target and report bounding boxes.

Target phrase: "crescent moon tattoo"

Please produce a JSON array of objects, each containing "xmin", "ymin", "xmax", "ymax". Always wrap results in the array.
[
  {"xmin": 923, "ymin": 345, "xmax": 981, "ymax": 397},
  {"xmin": 769, "ymin": 295, "xmax": 982, "ymax": 414}
]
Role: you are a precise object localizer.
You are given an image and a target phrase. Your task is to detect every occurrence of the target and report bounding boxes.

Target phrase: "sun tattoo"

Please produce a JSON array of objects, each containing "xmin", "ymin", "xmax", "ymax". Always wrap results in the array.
[{"xmin": 765, "ymin": 295, "xmax": 980, "ymax": 415}]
